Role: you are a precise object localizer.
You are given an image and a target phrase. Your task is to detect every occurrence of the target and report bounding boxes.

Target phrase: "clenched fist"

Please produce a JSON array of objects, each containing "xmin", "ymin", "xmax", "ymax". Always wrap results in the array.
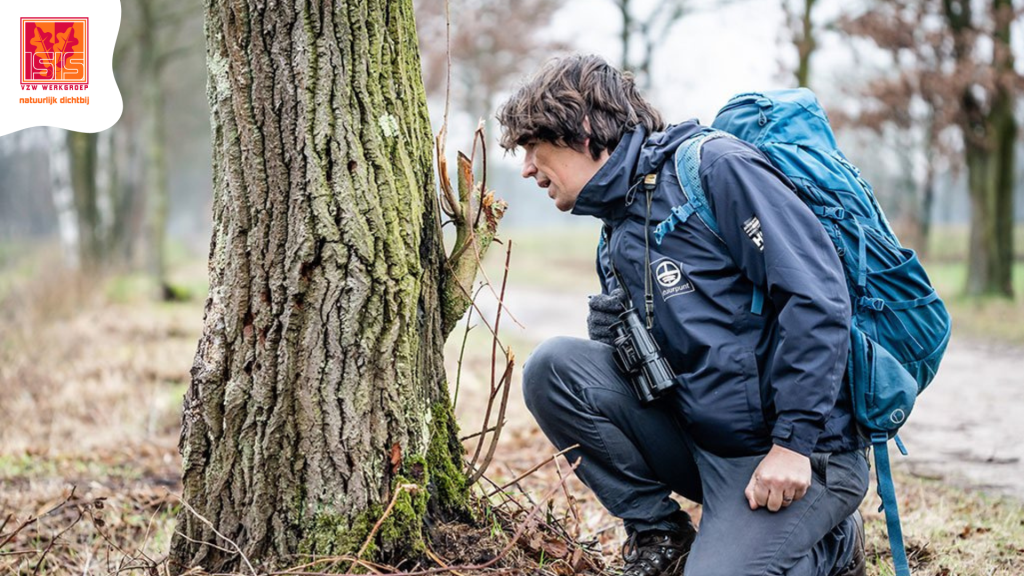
[{"xmin": 744, "ymin": 444, "xmax": 812, "ymax": 512}]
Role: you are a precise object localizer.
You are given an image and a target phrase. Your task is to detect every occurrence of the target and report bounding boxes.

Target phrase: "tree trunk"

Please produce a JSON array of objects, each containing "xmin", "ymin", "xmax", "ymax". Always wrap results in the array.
[
  {"xmin": 48, "ymin": 128, "xmax": 80, "ymax": 268},
  {"xmin": 962, "ymin": 0, "xmax": 1016, "ymax": 298},
  {"xmin": 67, "ymin": 130, "xmax": 103, "ymax": 268},
  {"xmin": 617, "ymin": 0, "xmax": 633, "ymax": 73},
  {"xmin": 139, "ymin": 0, "xmax": 171, "ymax": 297},
  {"xmin": 794, "ymin": 0, "xmax": 816, "ymax": 88},
  {"xmin": 964, "ymin": 98, "xmax": 1016, "ymax": 297},
  {"xmin": 169, "ymin": 0, "xmax": 468, "ymax": 573}
]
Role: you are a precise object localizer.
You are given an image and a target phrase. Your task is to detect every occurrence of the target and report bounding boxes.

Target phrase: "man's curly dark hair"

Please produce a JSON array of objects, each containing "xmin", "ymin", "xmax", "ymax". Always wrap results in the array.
[{"xmin": 496, "ymin": 54, "xmax": 665, "ymax": 160}]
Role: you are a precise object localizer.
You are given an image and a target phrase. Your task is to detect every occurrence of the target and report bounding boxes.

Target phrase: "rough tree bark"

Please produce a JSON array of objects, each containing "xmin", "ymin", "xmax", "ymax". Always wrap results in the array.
[{"xmin": 169, "ymin": 0, "xmax": 500, "ymax": 573}]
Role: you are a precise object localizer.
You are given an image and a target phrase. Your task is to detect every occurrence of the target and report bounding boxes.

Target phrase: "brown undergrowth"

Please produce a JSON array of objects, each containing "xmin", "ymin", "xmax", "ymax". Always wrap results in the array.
[
  {"xmin": 0, "ymin": 251, "xmax": 612, "ymax": 574},
  {"xmin": 3, "ymin": 249, "xmax": 1023, "ymax": 575}
]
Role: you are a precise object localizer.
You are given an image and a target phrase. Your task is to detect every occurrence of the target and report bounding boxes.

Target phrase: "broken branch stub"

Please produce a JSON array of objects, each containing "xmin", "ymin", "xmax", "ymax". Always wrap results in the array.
[{"xmin": 440, "ymin": 150, "xmax": 507, "ymax": 338}]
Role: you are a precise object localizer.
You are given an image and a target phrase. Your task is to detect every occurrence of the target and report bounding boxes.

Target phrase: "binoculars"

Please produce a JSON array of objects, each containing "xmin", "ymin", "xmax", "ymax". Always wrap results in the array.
[{"xmin": 611, "ymin": 307, "xmax": 677, "ymax": 404}]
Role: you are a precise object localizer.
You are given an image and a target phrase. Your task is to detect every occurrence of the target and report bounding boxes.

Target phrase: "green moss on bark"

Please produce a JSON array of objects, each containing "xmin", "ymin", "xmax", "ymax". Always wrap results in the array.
[
  {"xmin": 427, "ymin": 402, "xmax": 470, "ymax": 516},
  {"xmin": 379, "ymin": 475, "xmax": 430, "ymax": 557},
  {"xmin": 299, "ymin": 506, "xmax": 381, "ymax": 560},
  {"xmin": 295, "ymin": 426, "xmax": 468, "ymax": 567}
]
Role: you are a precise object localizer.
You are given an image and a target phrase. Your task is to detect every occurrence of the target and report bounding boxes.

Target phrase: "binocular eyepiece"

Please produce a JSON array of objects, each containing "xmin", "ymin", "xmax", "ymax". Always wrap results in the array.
[{"xmin": 611, "ymin": 307, "xmax": 677, "ymax": 404}]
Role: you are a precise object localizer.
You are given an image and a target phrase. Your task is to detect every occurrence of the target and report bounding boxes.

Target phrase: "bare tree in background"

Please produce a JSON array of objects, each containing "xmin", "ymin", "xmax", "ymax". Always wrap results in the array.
[
  {"xmin": 781, "ymin": 0, "xmax": 818, "ymax": 87},
  {"xmin": 27, "ymin": 0, "xmax": 202, "ymax": 286},
  {"xmin": 133, "ymin": 0, "xmax": 203, "ymax": 298},
  {"xmin": 611, "ymin": 0, "xmax": 686, "ymax": 90},
  {"xmin": 169, "ymin": 0, "xmax": 503, "ymax": 572},
  {"xmin": 842, "ymin": 0, "xmax": 1022, "ymax": 297},
  {"xmin": 415, "ymin": 0, "xmax": 567, "ymax": 125},
  {"xmin": 839, "ymin": 2, "xmax": 953, "ymax": 257}
]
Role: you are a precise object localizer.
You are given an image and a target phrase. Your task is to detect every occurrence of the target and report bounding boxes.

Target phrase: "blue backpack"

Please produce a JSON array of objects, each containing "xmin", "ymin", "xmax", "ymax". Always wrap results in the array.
[{"xmin": 672, "ymin": 89, "xmax": 952, "ymax": 576}]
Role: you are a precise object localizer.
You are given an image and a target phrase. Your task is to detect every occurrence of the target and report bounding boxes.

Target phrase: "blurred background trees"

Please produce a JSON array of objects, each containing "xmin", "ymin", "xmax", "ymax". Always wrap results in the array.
[
  {"xmin": 0, "ymin": 0, "xmax": 205, "ymax": 296},
  {"xmin": 0, "ymin": 0, "xmax": 1021, "ymax": 303},
  {"xmin": 842, "ymin": 0, "xmax": 1022, "ymax": 297}
]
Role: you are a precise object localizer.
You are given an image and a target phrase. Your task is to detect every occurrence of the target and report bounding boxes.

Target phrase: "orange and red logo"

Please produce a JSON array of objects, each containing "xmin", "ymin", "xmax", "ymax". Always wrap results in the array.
[{"xmin": 21, "ymin": 17, "xmax": 88, "ymax": 85}]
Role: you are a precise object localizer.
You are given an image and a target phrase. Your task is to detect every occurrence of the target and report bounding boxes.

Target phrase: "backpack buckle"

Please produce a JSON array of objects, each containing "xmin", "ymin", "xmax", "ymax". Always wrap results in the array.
[
  {"xmin": 825, "ymin": 207, "xmax": 845, "ymax": 220},
  {"xmin": 859, "ymin": 297, "xmax": 885, "ymax": 312},
  {"xmin": 812, "ymin": 206, "xmax": 846, "ymax": 220}
]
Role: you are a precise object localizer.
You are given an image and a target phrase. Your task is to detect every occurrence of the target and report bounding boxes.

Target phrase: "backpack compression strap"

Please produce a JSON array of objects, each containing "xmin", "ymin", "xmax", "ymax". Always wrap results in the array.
[{"xmin": 872, "ymin": 433, "xmax": 912, "ymax": 576}]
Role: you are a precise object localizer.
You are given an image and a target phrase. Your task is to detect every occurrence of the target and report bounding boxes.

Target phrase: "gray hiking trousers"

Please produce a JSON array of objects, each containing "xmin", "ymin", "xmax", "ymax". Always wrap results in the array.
[{"xmin": 522, "ymin": 336, "xmax": 870, "ymax": 576}]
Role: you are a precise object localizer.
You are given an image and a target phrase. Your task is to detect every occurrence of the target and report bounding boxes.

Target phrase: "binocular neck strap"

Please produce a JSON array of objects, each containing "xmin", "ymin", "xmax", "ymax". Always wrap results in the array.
[{"xmin": 603, "ymin": 171, "xmax": 659, "ymax": 329}]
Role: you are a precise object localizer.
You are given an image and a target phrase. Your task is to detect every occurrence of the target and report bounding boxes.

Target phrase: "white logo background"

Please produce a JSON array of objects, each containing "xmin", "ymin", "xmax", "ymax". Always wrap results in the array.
[{"xmin": 1, "ymin": 1, "xmax": 122, "ymax": 136}]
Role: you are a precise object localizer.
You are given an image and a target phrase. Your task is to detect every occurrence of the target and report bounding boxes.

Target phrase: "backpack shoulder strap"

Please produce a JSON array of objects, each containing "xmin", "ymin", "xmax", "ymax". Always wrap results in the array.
[
  {"xmin": 671, "ymin": 129, "xmax": 731, "ymax": 238},
  {"xmin": 663, "ymin": 129, "xmax": 765, "ymax": 316}
]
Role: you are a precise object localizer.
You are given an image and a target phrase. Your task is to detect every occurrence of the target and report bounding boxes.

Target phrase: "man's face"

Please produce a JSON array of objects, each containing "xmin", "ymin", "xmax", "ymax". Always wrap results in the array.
[{"xmin": 520, "ymin": 140, "xmax": 609, "ymax": 212}]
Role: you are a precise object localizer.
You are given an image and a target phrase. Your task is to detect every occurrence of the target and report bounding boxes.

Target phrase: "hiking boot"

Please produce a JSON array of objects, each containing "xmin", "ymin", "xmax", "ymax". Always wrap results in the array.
[
  {"xmin": 620, "ymin": 511, "xmax": 697, "ymax": 576},
  {"xmin": 834, "ymin": 510, "xmax": 866, "ymax": 576}
]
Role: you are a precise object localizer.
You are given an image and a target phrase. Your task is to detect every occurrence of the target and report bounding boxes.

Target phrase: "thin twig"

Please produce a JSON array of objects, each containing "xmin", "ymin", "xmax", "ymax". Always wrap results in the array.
[
  {"xmin": 0, "ymin": 486, "xmax": 77, "ymax": 549},
  {"xmin": 474, "ymin": 468, "xmax": 534, "ymax": 511},
  {"xmin": 140, "ymin": 501, "xmax": 168, "ymax": 564},
  {"xmin": 442, "ymin": 0, "xmax": 451, "ymax": 132},
  {"xmin": 173, "ymin": 493, "xmax": 258, "ymax": 576},
  {"xmin": 455, "ymin": 233, "xmax": 524, "ymax": 330},
  {"xmin": 33, "ymin": 507, "xmax": 84, "ymax": 574},
  {"xmin": 501, "ymin": 463, "xmax": 539, "ymax": 508},
  {"xmin": 489, "ymin": 241, "xmax": 513, "ymax": 394},
  {"xmin": 172, "ymin": 531, "xmax": 237, "ymax": 555},
  {"xmin": 0, "ymin": 549, "xmax": 41, "ymax": 557},
  {"xmin": 553, "ymin": 456, "xmax": 582, "ymax": 540},
  {"xmin": 347, "ymin": 484, "xmax": 419, "ymax": 574},
  {"xmin": 444, "ymin": 267, "xmax": 509, "ymax": 356},
  {"xmin": 468, "ymin": 356, "xmax": 515, "ymax": 485},
  {"xmin": 459, "ymin": 421, "xmax": 504, "ymax": 442},
  {"xmin": 468, "ymin": 241, "xmax": 515, "ymax": 471},
  {"xmin": 453, "ymin": 283, "xmax": 486, "ymax": 410},
  {"xmin": 486, "ymin": 445, "xmax": 580, "ymax": 497}
]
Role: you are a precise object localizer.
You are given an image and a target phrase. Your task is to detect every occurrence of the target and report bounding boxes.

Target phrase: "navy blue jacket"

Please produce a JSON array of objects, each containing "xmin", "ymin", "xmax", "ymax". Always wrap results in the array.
[{"xmin": 575, "ymin": 121, "xmax": 860, "ymax": 457}]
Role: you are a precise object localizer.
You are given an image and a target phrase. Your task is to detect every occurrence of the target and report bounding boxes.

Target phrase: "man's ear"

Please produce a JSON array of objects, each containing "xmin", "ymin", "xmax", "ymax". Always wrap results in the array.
[{"xmin": 582, "ymin": 115, "xmax": 593, "ymax": 155}]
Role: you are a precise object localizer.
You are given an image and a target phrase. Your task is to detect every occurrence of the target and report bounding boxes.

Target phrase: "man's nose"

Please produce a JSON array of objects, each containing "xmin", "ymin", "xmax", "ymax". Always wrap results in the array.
[{"xmin": 521, "ymin": 153, "xmax": 537, "ymax": 179}]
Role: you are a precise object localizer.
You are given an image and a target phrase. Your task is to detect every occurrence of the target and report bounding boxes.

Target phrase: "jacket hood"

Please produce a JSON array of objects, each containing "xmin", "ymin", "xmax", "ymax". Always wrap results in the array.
[{"xmin": 571, "ymin": 120, "xmax": 705, "ymax": 220}]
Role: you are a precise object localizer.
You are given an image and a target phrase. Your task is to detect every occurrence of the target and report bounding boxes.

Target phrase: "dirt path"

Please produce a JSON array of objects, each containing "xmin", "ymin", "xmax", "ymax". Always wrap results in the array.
[
  {"xmin": 479, "ymin": 284, "xmax": 1024, "ymax": 500},
  {"xmin": 899, "ymin": 340, "xmax": 1024, "ymax": 499}
]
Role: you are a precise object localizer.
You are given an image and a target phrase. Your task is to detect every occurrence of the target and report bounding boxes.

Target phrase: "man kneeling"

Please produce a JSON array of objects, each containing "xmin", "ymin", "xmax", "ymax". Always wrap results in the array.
[{"xmin": 497, "ymin": 55, "xmax": 868, "ymax": 576}]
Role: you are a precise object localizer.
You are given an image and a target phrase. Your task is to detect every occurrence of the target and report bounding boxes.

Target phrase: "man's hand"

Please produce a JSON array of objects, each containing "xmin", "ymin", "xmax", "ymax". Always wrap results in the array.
[
  {"xmin": 744, "ymin": 444, "xmax": 811, "ymax": 512},
  {"xmin": 587, "ymin": 288, "xmax": 627, "ymax": 345}
]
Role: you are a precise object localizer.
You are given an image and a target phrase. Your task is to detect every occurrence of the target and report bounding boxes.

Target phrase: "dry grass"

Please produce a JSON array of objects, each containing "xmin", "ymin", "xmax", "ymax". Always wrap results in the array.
[{"xmin": 1, "ymin": 241, "xmax": 1023, "ymax": 575}]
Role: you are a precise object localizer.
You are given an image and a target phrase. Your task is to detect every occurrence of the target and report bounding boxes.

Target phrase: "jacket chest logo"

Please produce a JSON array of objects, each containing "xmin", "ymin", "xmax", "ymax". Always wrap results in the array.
[{"xmin": 651, "ymin": 257, "xmax": 694, "ymax": 300}]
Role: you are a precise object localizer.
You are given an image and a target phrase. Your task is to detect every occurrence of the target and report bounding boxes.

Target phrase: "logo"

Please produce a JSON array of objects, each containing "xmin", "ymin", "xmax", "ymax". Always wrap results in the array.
[
  {"xmin": 743, "ymin": 215, "xmax": 764, "ymax": 252},
  {"xmin": 650, "ymin": 257, "xmax": 694, "ymax": 301},
  {"xmin": 21, "ymin": 17, "xmax": 89, "ymax": 85},
  {"xmin": 656, "ymin": 261, "xmax": 682, "ymax": 288},
  {"xmin": 890, "ymin": 409, "xmax": 906, "ymax": 425}
]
